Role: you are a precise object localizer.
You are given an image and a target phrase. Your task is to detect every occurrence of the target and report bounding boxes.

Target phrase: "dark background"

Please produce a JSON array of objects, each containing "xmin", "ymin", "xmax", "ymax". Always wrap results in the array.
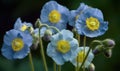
[{"xmin": 0, "ymin": 0, "xmax": 120, "ymax": 71}]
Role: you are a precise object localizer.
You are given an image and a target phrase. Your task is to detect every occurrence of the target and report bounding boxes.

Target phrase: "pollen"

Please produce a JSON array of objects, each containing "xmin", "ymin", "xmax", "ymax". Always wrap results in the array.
[
  {"xmin": 49, "ymin": 10, "xmax": 61, "ymax": 24},
  {"xmin": 86, "ymin": 17, "xmax": 100, "ymax": 31},
  {"xmin": 12, "ymin": 38, "xmax": 24, "ymax": 51},
  {"xmin": 20, "ymin": 24, "xmax": 28, "ymax": 31},
  {"xmin": 57, "ymin": 40, "xmax": 70, "ymax": 54},
  {"xmin": 76, "ymin": 51, "xmax": 85, "ymax": 63}
]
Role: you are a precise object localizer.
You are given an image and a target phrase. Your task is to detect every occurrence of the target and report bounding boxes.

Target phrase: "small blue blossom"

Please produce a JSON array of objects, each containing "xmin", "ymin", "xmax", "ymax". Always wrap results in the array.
[
  {"xmin": 1, "ymin": 29, "xmax": 33, "ymax": 60},
  {"xmin": 75, "ymin": 8, "xmax": 108, "ymax": 38},
  {"xmin": 70, "ymin": 47, "xmax": 94, "ymax": 68},
  {"xmin": 40, "ymin": 1, "xmax": 70, "ymax": 30},
  {"xmin": 69, "ymin": 3, "xmax": 89, "ymax": 27},
  {"xmin": 14, "ymin": 18, "xmax": 33, "ymax": 33},
  {"xmin": 47, "ymin": 30, "xmax": 79, "ymax": 65}
]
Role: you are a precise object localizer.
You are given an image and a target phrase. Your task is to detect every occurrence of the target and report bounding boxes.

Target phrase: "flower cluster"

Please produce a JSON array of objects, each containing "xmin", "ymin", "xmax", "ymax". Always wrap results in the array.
[{"xmin": 1, "ymin": 1, "xmax": 115, "ymax": 71}]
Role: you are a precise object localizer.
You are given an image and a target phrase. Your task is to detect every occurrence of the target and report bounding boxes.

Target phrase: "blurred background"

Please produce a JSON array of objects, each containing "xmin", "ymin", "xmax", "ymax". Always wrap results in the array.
[{"xmin": 0, "ymin": 0, "xmax": 120, "ymax": 71}]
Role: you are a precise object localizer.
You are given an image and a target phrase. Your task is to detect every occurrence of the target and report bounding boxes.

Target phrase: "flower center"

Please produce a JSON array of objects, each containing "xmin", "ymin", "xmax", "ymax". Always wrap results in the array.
[
  {"xmin": 20, "ymin": 24, "xmax": 28, "ymax": 31},
  {"xmin": 49, "ymin": 10, "xmax": 61, "ymax": 24},
  {"xmin": 12, "ymin": 38, "xmax": 24, "ymax": 51},
  {"xmin": 76, "ymin": 51, "xmax": 85, "ymax": 63},
  {"xmin": 75, "ymin": 15, "xmax": 80, "ymax": 20},
  {"xmin": 57, "ymin": 40, "xmax": 70, "ymax": 54},
  {"xmin": 86, "ymin": 17, "xmax": 100, "ymax": 31}
]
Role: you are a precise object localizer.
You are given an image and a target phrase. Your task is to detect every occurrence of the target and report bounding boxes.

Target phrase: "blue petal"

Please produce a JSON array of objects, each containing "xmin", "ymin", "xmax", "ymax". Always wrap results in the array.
[
  {"xmin": 87, "ymin": 51, "xmax": 94, "ymax": 62},
  {"xmin": 21, "ymin": 32, "xmax": 33, "ymax": 47},
  {"xmin": 75, "ymin": 22, "xmax": 84, "ymax": 35},
  {"xmin": 83, "ymin": 8, "xmax": 104, "ymax": 20},
  {"xmin": 14, "ymin": 18, "xmax": 22, "ymax": 30},
  {"xmin": 70, "ymin": 38, "xmax": 79, "ymax": 53},
  {"xmin": 1, "ymin": 44, "xmax": 14, "ymax": 60},
  {"xmin": 60, "ymin": 30, "xmax": 73, "ymax": 41},
  {"xmin": 57, "ymin": 3, "xmax": 69, "ymax": 23},
  {"xmin": 70, "ymin": 47, "xmax": 80, "ymax": 67},
  {"xmin": 77, "ymin": 3, "xmax": 89, "ymax": 12},
  {"xmin": 50, "ymin": 32, "xmax": 63, "ymax": 46},
  {"xmin": 54, "ymin": 20, "xmax": 67, "ymax": 30},
  {"xmin": 4, "ymin": 29, "xmax": 19, "ymax": 46},
  {"xmin": 62, "ymin": 51, "xmax": 72, "ymax": 61},
  {"xmin": 40, "ymin": 27, "xmax": 47, "ymax": 37},
  {"xmin": 47, "ymin": 43, "xmax": 64, "ymax": 65},
  {"xmin": 13, "ymin": 44, "xmax": 30, "ymax": 59},
  {"xmin": 83, "ymin": 26, "xmax": 100, "ymax": 38},
  {"xmin": 23, "ymin": 22, "xmax": 33, "ymax": 27},
  {"xmin": 99, "ymin": 21, "xmax": 108, "ymax": 35},
  {"xmin": 69, "ymin": 10, "xmax": 77, "ymax": 26}
]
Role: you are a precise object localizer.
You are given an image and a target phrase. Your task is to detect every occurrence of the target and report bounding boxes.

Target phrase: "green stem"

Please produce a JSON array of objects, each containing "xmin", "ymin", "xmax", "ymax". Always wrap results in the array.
[
  {"xmin": 58, "ymin": 65, "xmax": 61, "ymax": 71},
  {"xmin": 49, "ymin": 26, "xmax": 60, "ymax": 33},
  {"xmin": 39, "ymin": 28, "xmax": 48, "ymax": 71},
  {"xmin": 83, "ymin": 36, "xmax": 86, "ymax": 71},
  {"xmin": 29, "ymin": 52, "xmax": 35, "ymax": 71},
  {"xmin": 54, "ymin": 62, "xmax": 57, "ymax": 71},
  {"xmin": 77, "ymin": 34, "xmax": 80, "ymax": 46}
]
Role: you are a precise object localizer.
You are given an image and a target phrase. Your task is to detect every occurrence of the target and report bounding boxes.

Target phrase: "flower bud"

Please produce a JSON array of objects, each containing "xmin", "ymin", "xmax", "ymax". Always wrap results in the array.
[
  {"xmin": 93, "ymin": 45, "xmax": 104, "ymax": 55},
  {"xmin": 31, "ymin": 40, "xmax": 39, "ymax": 50},
  {"xmin": 88, "ymin": 63, "xmax": 95, "ymax": 71},
  {"xmin": 27, "ymin": 27, "xmax": 34, "ymax": 34},
  {"xmin": 104, "ymin": 49, "xmax": 112, "ymax": 58},
  {"xmin": 31, "ymin": 34, "xmax": 39, "ymax": 50},
  {"xmin": 43, "ymin": 29, "xmax": 52, "ymax": 41},
  {"xmin": 35, "ymin": 19, "xmax": 41, "ymax": 28},
  {"xmin": 102, "ymin": 39, "xmax": 115, "ymax": 49}
]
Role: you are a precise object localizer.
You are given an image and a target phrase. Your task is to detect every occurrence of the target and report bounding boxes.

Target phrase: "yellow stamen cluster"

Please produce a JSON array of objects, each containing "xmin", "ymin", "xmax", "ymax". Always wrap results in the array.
[
  {"xmin": 49, "ymin": 10, "xmax": 61, "ymax": 24},
  {"xmin": 20, "ymin": 24, "xmax": 28, "ymax": 31},
  {"xmin": 12, "ymin": 38, "xmax": 24, "ymax": 51},
  {"xmin": 86, "ymin": 17, "xmax": 100, "ymax": 31},
  {"xmin": 57, "ymin": 40, "xmax": 70, "ymax": 54},
  {"xmin": 76, "ymin": 51, "xmax": 85, "ymax": 63}
]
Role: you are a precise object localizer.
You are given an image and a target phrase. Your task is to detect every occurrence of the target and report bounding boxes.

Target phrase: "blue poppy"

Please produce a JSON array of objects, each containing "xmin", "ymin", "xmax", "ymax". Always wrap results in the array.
[
  {"xmin": 14, "ymin": 18, "xmax": 33, "ymax": 33},
  {"xmin": 40, "ymin": 1, "xmax": 70, "ymax": 30},
  {"xmin": 69, "ymin": 3, "xmax": 89, "ymax": 27},
  {"xmin": 70, "ymin": 47, "xmax": 94, "ymax": 68},
  {"xmin": 47, "ymin": 30, "xmax": 79, "ymax": 65},
  {"xmin": 75, "ymin": 8, "xmax": 108, "ymax": 38},
  {"xmin": 1, "ymin": 29, "xmax": 33, "ymax": 60}
]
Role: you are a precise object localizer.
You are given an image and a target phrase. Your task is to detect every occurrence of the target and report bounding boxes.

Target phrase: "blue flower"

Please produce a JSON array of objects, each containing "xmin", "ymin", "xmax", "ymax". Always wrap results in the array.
[
  {"xmin": 69, "ymin": 3, "xmax": 89, "ymax": 27},
  {"xmin": 47, "ymin": 30, "xmax": 79, "ymax": 65},
  {"xmin": 1, "ymin": 29, "xmax": 33, "ymax": 60},
  {"xmin": 14, "ymin": 18, "xmax": 33, "ymax": 33},
  {"xmin": 40, "ymin": 1, "xmax": 70, "ymax": 30},
  {"xmin": 75, "ymin": 8, "xmax": 108, "ymax": 38},
  {"xmin": 70, "ymin": 47, "xmax": 94, "ymax": 68}
]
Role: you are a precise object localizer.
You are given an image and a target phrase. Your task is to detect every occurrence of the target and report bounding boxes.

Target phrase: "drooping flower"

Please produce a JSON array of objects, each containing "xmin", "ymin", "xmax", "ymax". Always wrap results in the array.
[
  {"xmin": 70, "ymin": 47, "xmax": 94, "ymax": 68},
  {"xmin": 14, "ymin": 18, "xmax": 33, "ymax": 33},
  {"xmin": 1, "ymin": 29, "xmax": 33, "ymax": 60},
  {"xmin": 47, "ymin": 30, "xmax": 79, "ymax": 65},
  {"xmin": 40, "ymin": 1, "xmax": 70, "ymax": 30},
  {"xmin": 75, "ymin": 8, "xmax": 108, "ymax": 38},
  {"xmin": 69, "ymin": 3, "xmax": 89, "ymax": 27}
]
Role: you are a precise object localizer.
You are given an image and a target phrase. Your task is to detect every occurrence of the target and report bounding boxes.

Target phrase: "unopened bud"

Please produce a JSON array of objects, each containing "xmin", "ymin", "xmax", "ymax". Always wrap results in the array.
[
  {"xmin": 27, "ymin": 27, "xmax": 34, "ymax": 34},
  {"xmin": 104, "ymin": 49, "xmax": 112, "ymax": 58},
  {"xmin": 31, "ymin": 40, "xmax": 39, "ymax": 50},
  {"xmin": 35, "ymin": 19, "xmax": 41, "ymax": 28},
  {"xmin": 93, "ymin": 45, "xmax": 104, "ymax": 55},
  {"xmin": 43, "ymin": 29, "xmax": 52, "ymax": 41},
  {"xmin": 31, "ymin": 34, "xmax": 39, "ymax": 50},
  {"xmin": 88, "ymin": 63, "xmax": 95, "ymax": 71},
  {"xmin": 102, "ymin": 39, "xmax": 115, "ymax": 49}
]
